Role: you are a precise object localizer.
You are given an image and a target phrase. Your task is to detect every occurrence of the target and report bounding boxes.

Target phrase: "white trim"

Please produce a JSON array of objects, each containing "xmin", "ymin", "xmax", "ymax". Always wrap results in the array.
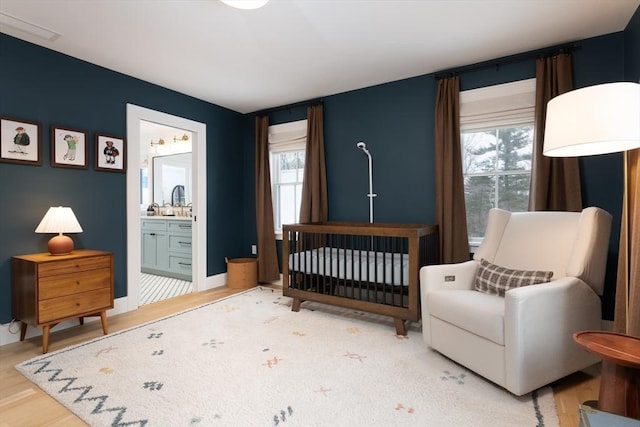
[
  {"xmin": 0, "ymin": 271, "xmax": 227, "ymax": 348},
  {"xmin": 126, "ymin": 104, "xmax": 207, "ymax": 311}
]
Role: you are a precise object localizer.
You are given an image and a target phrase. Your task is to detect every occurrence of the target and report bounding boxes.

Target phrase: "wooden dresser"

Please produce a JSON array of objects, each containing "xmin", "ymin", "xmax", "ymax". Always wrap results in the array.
[{"xmin": 12, "ymin": 249, "xmax": 114, "ymax": 353}]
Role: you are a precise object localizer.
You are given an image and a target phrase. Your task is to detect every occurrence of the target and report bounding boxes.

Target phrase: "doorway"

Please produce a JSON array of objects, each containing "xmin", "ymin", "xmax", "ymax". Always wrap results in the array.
[{"xmin": 126, "ymin": 105, "xmax": 207, "ymax": 310}]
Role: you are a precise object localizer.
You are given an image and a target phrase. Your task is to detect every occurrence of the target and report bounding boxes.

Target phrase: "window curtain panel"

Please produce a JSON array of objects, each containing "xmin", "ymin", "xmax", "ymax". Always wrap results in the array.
[
  {"xmin": 255, "ymin": 115, "xmax": 280, "ymax": 283},
  {"xmin": 615, "ymin": 148, "xmax": 640, "ymax": 336},
  {"xmin": 529, "ymin": 53, "xmax": 582, "ymax": 212},
  {"xmin": 299, "ymin": 104, "xmax": 328, "ymax": 223},
  {"xmin": 435, "ymin": 76, "xmax": 470, "ymax": 263}
]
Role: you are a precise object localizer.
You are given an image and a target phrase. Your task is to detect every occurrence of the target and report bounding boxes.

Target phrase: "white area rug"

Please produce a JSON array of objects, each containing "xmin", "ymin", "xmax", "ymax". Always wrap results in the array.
[{"xmin": 16, "ymin": 287, "xmax": 558, "ymax": 426}]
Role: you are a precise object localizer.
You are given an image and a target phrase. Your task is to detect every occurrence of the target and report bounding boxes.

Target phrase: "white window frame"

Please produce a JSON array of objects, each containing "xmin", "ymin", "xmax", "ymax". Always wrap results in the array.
[
  {"xmin": 460, "ymin": 79, "xmax": 536, "ymax": 250},
  {"xmin": 268, "ymin": 119, "xmax": 307, "ymax": 239}
]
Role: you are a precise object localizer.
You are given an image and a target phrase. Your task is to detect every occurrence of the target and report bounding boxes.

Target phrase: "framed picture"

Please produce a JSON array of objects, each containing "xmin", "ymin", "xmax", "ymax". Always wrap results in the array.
[
  {"xmin": 95, "ymin": 134, "xmax": 126, "ymax": 173},
  {"xmin": 0, "ymin": 117, "xmax": 42, "ymax": 165},
  {"xmin": 51, "ymin": 125, "xmax": 88, "ymax": 169}
]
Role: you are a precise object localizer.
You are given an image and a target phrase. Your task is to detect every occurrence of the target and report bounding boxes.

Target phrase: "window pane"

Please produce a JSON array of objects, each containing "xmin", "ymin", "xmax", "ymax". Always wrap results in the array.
[
  {"xmin": 497, "ymin": 174, "xmax": 530, "ymax": 212},
  {"xmin": 464, "ymin": 175, "xmax": 495, "ymax": 240},
  {"xmin": 462, "ymin": 130, "xmax": 497, "ymax": 174},
  {"xmin": 271, "ymin": 149, "xmax": 305, "ymax": 232},
  {"xmin": 279, "ymin": 184, "xmax": 297, "ymax": 227},
  {"xmin": 496, "ymin": 126, "xmax": 533, "ymax": 171}
]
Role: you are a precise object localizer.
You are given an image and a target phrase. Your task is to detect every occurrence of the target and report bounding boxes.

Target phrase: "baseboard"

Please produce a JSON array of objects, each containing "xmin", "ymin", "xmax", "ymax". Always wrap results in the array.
[
  {"xmin": 0, "ymin": 272, "xmax": 228, "ymax": 348},
  {"xmin": 0, "ymin": 296, "xmax": 130, "ymax": 348}
]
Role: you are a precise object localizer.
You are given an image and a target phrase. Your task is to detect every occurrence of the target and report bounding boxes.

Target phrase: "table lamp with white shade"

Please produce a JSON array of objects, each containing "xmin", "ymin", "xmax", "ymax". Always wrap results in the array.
[
  {"xmin": 35, "ymin": 206, "xmax": 83, "ymax": 255},
  {"xmin": 543, "ymin": 81, "xmax": 640, "ymax": 334}
]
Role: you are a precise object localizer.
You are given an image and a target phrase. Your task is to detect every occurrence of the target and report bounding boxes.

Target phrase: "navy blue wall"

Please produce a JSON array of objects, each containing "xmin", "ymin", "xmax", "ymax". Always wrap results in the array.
[
  {"xmin": 243, "ymin": 29, "xmax": 636, "ymax": 321},
  {"xmin": 2, "ymin": 8, "xmax": 637, "ymax": 325},
  {"xmin": 0, "ymin": 34, "xmax": 245, "ymax": 324}
]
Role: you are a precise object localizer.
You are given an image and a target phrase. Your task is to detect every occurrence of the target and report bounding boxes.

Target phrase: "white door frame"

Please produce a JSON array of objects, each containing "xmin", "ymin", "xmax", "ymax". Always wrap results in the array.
[{"xmin": 126, "ymin": 104, "xmax": 207, "ymax": 310}]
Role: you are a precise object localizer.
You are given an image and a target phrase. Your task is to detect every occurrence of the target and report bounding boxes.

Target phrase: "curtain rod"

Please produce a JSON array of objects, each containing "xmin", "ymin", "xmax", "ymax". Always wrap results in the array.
[
  {"xmin": 255, "ymin": 98, "xmax": 323, "ymax": 116},
  {"xmin": 433, "ymin": 43, "xmax": 579, "ymax": 80}
]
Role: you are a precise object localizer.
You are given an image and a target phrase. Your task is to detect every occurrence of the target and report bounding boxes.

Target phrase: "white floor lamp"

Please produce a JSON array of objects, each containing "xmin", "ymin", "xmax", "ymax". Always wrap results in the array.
[{"xmin": 543, "ymin": 82, "xmax": 640, "ymax": 334}]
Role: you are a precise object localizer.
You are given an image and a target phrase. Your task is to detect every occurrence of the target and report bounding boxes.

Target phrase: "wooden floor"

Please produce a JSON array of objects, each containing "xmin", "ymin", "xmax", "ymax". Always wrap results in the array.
[{"xmin": 0, "ymin": 285, "xmax": 600, "ymax": 427}]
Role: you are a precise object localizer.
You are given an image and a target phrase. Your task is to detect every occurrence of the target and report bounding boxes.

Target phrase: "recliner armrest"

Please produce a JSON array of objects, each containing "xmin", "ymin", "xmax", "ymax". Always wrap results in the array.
[
  {"xmin": 420, "ymin": 260, "xmax": 478, "ymax": 293},
  {"xmin": 503, "ymin": 277, "xmax": 601, "ymax": 395}
]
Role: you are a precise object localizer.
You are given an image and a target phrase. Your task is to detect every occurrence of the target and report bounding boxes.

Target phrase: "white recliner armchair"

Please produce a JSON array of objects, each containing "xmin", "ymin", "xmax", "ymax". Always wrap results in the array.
[{"xmin": 420, "ymin": 207, "xmax": 612, "ymax": 396}]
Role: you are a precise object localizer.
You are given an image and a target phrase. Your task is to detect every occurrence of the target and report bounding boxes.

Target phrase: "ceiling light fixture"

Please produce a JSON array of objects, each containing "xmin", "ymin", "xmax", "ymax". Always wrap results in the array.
[
  {"xmin": 0, "ymin": 12, "xmax": 60, "ymax": 41},
  {"xmin": 220, "ymin": 0, "xmax": 269, "ymax": 10}
]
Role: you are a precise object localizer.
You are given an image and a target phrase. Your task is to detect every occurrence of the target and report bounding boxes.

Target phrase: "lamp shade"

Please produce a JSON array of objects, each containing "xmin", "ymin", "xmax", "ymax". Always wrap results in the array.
[
  {"xmin": 35, "ymin": 206, "xmax": 83, "ymax": 255},
  {"xmin": 35, "ymin": 206, "xmax": 83, "ymax": 234},
  {"xmin": 220, "ymin": 0, "xmax": 269, "ymax": 9},
  {"xmin": 543, "ymin": 82, "xmax": 640, "ymax": 157}
]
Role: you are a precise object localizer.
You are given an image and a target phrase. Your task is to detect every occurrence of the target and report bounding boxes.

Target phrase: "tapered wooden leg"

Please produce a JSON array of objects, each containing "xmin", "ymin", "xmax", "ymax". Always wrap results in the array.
[
  {"xmin": 100, "ymin": 311, "xmax": 108, "ymax": 335},
  {"xmin": 292, "ymin": 298, "xmax": 302, "ymax": 312},
  {"xmin": 20, "ymin": 322, "xmax": 27, "ymax": 341},
  {"xmin": 42, "ymin": 325, "xmax": 50, "ymax": 354},
  {"xmin": 394, "ymin": 318, "xmax": 408, "ymax": 336}
]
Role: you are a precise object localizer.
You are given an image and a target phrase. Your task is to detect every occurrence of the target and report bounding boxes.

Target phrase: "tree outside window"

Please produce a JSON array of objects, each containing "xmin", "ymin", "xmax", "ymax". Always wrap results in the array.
[{"xmin": 462, "ymin": 124, "xmax": 533, "ymax": 243}]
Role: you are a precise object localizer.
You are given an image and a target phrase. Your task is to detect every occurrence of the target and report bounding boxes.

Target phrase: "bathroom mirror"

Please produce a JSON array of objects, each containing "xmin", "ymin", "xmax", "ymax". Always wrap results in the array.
[{"xmin": 153, "ymin": 153, "xmax": 192, "ymax": 205}]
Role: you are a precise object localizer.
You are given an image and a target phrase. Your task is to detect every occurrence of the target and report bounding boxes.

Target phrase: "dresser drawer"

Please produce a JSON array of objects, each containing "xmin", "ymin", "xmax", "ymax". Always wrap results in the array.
[
  {"xmin": 38, "ymin": 255, "xmax": 111, "ymax": 278},
  {"xmin": 39, "ymin": 288, "xmax": 112, "ymax": 323},
  {"xmin": 39, "ymin": 267, "xmax": 111, "ymax": 300}
]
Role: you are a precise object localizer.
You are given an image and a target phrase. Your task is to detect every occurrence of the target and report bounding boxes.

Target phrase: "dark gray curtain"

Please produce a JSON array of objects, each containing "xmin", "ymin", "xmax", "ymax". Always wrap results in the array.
[
  {"xmin": 435, "ymin": 76, "xmax": 469, "ymax": 263},
  {"xmin": 529, "ymin": 53, "xmax": 582, "ymax": 211},
  {"xmin": 255, "ymin": 115, "xmax": 280, "ymax": 282},
  {"xmin": 299, "ymin": 104, "xmax": 328, "ymax": 223}
]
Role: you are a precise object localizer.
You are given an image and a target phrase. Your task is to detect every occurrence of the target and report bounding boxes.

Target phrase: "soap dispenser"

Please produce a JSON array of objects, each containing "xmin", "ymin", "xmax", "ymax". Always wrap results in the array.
[{"xmin": 146, "ymin": 205, "xmax": 155, "ymax": 216}]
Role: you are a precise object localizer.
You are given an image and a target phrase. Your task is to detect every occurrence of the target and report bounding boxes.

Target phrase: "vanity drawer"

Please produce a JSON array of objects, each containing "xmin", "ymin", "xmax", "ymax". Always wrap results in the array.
[
  {"xmin": 168, "ymin": 235, "xmax": 192, "ymax": 253},
  {"xmin": 168, "ymin": 220, "xmax": 192, "ymax": 233},
  {"xmin": 38, "ymin": 255, "xmax": 111, "ymax": 278},
  {"xmin": 39, "ymin": 288, "xmax": 112, "ymax": 323},
  {"xmin": 39, "ymin": 267, "xmax": 112, "ymax": 300},
  {"xmin": 169, "ymin": 255, "xmax": 192, "ymax": 273},
  {"xmin": 142, "ymin": 219, "xmax": 168, "ymax": 231}
]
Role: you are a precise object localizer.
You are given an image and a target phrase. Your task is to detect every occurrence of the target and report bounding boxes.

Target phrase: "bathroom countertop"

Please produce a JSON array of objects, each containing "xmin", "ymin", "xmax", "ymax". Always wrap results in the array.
[{"xmin": 142, "ymin": 215, "xmax": 192, "ymax": 221}]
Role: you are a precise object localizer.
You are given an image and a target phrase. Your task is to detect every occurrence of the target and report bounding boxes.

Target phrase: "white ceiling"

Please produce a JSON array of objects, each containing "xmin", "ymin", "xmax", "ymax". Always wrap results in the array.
[{"xmin": 1, "ymin": 0, "xmax": 638, "ymax": 114}]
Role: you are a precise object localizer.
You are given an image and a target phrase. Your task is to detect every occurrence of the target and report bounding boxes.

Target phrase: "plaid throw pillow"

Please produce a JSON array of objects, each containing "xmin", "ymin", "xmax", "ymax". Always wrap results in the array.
[{"xmin": 474, "ymin": 259, "xmax": 553, "ymax": 297}]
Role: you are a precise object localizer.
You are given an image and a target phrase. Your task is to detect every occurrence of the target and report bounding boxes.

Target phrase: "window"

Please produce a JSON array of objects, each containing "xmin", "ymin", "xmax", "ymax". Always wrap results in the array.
[
  {"xmin": 460, "ymin": 79, "xmax": 535, "ymax": 246},
  {"xmin": 269, "ymin": 120, "xmax": 307, "ymax": 236}
]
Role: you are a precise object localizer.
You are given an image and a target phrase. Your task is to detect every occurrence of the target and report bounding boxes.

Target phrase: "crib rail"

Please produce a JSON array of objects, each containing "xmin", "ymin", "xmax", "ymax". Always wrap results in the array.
[{"xmin": 282, "ymin": 222, "xmax": 439, "ymax": 334}]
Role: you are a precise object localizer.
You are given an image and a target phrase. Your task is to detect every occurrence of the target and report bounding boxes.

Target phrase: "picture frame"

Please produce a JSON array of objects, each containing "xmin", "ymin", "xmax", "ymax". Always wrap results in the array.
[
  {"xmin": 51, "ymin": 125, "xmax": 88, "ymax": 169},
  {"xmin": 0, "ymin": 117, "xmax": 42, "ymax": 165},
  {"xmin": 95, "ymin": 134, "xmax": 126, "ymax": 173}
]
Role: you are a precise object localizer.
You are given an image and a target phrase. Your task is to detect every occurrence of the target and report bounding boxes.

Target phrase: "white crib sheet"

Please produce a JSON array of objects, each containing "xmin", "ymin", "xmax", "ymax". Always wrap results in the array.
[{"xmin": 288, "ymin": 247, "xmax": 409, "ymax": 286}]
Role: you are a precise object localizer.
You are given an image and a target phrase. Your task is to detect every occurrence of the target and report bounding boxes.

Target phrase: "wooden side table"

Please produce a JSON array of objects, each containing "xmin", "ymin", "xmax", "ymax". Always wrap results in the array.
[
  {"xmin": 574, "ymin": 331, "xmax": 640, "ymax": 420},
  {"xmin": 12, "ymin": 249, "xmax": 114, "ymax": 353}
]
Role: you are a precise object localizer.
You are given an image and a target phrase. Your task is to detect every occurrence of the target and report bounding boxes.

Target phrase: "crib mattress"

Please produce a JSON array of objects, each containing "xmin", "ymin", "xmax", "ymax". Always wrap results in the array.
[{"xmin": 288, "ymin": 247, "xmax": 409, "ymax": 286}]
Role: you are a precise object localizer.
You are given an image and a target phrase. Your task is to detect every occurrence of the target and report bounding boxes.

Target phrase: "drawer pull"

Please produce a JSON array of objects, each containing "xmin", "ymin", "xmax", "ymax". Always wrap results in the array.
[
  {"xmin": 76, "ymin": 281, "xmax": 80, "ymax": 285},
  {"xmin": 178, "ymin": 262, "xmax": 192, "ymax": 266},
  {"xmin": 150, "ymin": 233, "xmax": 156, "ymax": 236},
  {"xmin": 178, "ymin": 224, "xmax": 191, "ymax": 228},
  {"xmin": 178, "ymin": 241, "xmax": 191, "ymax": 245},
  {"xmin": 76, "ymin": 302, "xmax": 80, "ymax": 307}
]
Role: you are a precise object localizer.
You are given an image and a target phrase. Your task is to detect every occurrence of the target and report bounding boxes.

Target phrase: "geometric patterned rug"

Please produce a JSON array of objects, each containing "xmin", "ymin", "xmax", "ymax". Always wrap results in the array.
[{"xmin": 15, "ymin": 287, "xmax": 558, "ymax": 426}]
